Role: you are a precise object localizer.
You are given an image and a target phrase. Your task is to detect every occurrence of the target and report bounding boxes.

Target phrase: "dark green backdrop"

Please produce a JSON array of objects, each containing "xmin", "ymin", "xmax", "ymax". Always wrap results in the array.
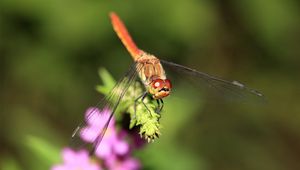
[{"xmin": 1, "ymin": 0, "xmax": 300, "ymax": 170}]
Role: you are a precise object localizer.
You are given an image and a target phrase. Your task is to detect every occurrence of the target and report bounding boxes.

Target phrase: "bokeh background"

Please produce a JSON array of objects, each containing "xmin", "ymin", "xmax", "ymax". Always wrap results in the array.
[{"xmin": 1, "ymin": 0, "xmax": 300, "ymax": 170}]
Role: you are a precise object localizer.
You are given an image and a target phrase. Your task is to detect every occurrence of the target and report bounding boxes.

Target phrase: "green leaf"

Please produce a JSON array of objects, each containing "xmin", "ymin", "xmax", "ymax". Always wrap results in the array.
[
  {"xmin": 96, "ymin": 68, "xmax": 116, "ymax": 95},
  {"xmin": 26, "ymin": 135, "xmax": 61, "ymax": 164}
]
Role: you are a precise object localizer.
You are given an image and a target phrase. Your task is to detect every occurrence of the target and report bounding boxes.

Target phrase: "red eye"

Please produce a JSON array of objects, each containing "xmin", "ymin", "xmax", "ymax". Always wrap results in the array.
[
  {"xmin": 164, "ymin": 79, "xmax": 172, "ymax": 88},
  {"xmin": 152, "ymin": 79, "xmax": 164, "ymax": 89}
]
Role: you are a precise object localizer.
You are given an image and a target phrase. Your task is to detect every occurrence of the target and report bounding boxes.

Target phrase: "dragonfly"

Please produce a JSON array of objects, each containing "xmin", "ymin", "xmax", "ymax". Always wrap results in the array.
[{"xmin": 72, "ymin": 12, "xmax": 263, "ymax": 154}]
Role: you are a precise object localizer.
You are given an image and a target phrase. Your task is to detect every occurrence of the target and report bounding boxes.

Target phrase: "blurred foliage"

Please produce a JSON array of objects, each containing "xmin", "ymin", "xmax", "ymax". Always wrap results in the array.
[
  {"xmin": 26, "ymin": 135, "xmax": 61, "ymax": 165},
  {"xmin": 1, "ymin": 0, "xmax": 300, "ymax": 170}
]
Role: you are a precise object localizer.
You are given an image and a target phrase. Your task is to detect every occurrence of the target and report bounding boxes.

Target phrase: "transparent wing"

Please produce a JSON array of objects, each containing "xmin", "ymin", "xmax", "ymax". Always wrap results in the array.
[
  {"xmin": 71, "ymin": 62, "xmax": 143, "ymax": 154},
  {"xmin": 161, "ymin": 60, "xmax": 264, "ymax": 102}
]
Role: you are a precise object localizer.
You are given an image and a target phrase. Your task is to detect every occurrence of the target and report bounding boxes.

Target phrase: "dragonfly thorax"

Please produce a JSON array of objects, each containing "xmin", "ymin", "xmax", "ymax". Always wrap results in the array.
[
  {"xmin": 137, "ymin": 52, "xmax": 165, "ymax": 76},
  {"xmin": 135, "ymin": 52, "xmax": 170, "ymax": 99},
  {"xmin": 136, "ymin": 53, "xmax": 165, "ymax": 80}
]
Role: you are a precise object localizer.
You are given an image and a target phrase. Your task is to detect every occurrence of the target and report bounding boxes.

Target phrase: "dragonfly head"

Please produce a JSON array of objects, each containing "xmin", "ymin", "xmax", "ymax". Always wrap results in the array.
[{"xmin": 149, "ymin": 78, "xmax": 172, "ymax": 99}]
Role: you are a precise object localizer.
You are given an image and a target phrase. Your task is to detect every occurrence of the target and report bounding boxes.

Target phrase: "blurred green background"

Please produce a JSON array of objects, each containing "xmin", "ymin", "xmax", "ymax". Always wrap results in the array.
[{"xmin": 1, "ymin": 0, "xmax": 300, "ymax": 170}]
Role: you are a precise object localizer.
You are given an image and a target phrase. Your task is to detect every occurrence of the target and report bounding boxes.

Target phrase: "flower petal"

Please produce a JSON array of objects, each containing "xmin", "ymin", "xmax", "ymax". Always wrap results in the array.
[
  {"xmin": 114, "ymin": 140, "xmax": 129, "ymax": 155},
  {"xmin": 105, "ymin": 154, "xmax": 140, "ymax": 170},
  {"xmin": 85, "ymin": 107, "xmax": 102, "ymax": 126},
  {"xmin": 85, "ymin": 107, "xmax": 115, "ymax": 128},
  {"xmin": 89, "ymin": 164, "xmax": 102, "ymax": 170},
  {"xmin": 52, "ymin": 148, "xmax": 102, "ymax": 170},
  {"xmin": 80, "ymin": 126, "xmax": 100, "ymax": 142},
  {"xmin": 51, "ymin": 165, "xmax": 65, "ymax": 170},
  {"xmin": 62, "ymin": 148, "xmax": 77, "ymax": 163},
  {"xmin": 95, "ymin": 141, "xmax": 112, "ymax": 159},
  {"xmin": 122, "ymin": 157, "xmax": 141, "ymax": 170}
]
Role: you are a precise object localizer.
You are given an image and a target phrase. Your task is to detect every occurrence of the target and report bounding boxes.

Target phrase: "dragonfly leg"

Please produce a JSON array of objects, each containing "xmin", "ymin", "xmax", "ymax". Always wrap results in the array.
[
  {"xmin": 155, "ymin": 99, "xmax": 164, "ymax": 113},
  {"xmin": 141, "ymin": 92, "xmax": 152, "ymax": 115},
  {"xmin": 156, "ymin": 99, "xmax": 160, "ymax": 113},
  {"xmin": 134, "ymin": 91, "xmax": 150, "ymax": 118}
]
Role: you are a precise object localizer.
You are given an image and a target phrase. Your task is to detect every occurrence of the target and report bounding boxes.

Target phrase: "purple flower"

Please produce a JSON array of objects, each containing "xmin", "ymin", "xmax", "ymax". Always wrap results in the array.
[
  {"xmin": 51, "ymin": 148, "xmax": 101, "ymax": 170},
  {"xmin": 105, "ymin": 154, "xmax": 141, "ymax": 170},
  {"xmin": 80, "ymin": 107, "xmax": 129, "ymax": 159}
]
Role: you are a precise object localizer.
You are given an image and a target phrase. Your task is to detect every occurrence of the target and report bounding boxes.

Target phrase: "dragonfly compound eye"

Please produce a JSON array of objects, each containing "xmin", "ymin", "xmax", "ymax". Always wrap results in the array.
[
  {"xmin": 164, "ymin": 79, "xmax": 172, "ymax": 89},
  {"xmin": 152, "ymin": 79, "xmax": 164, "ymax": 89}
]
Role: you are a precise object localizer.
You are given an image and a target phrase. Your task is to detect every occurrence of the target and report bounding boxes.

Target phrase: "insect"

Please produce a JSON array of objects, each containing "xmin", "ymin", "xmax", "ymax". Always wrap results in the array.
[{"xmin": 73, "ymin": 12, "xmax": 263, "ymax": 153}]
